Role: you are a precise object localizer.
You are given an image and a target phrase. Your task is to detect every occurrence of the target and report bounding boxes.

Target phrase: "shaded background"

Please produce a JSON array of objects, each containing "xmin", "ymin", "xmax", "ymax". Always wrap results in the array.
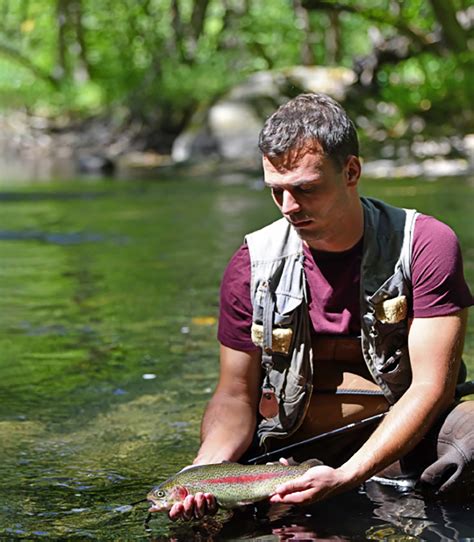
[{"xmin": 0, "ymin": 0, "xmax": 473, "ymax": 173}]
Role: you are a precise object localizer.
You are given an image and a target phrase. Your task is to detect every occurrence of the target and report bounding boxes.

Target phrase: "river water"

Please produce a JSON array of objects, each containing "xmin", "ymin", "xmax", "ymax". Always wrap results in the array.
[{"xmin": 0, "ymin": 173, "xmax": 472, "ymax": 540}]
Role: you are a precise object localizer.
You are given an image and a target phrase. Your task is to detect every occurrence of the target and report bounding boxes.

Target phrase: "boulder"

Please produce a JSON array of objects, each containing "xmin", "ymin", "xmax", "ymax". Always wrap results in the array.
[
  {"xmin": 172, "ymin": 66, "xmax": 356, "ymax": 165},
  {"xmin": 76, "ymin": 153, "xmax": 115, "ymax": 176}
]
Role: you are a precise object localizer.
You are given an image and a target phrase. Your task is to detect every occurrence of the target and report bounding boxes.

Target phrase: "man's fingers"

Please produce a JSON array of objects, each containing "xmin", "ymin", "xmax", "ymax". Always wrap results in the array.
[
  {"xmin": 168, "ymin": 493, "xmax": 218, "ymax": 521},
  {"xmin": 270, "ymin": 488, "xmax": 316, "ymax": 504},
  {"xmin": 193, "ymin": 492, "xmax": 206, "ymax": 519},
  {"xmin": 168, "ymin": 502, "xmax": 184, "ymax": 521},
  {"xmin": 204, "ymin": 493, "xmax": 218, "ymax": 515},
  {"xmin": 275, "ymin": 476, "xmax": 311, "ymax": 496},
  {"xmin": 181, "ymin": 494, "xmax": 195, "ymax": 521}
]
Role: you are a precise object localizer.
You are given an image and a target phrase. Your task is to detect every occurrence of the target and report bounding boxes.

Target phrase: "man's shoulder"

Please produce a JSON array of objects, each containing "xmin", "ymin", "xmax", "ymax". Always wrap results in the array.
[{"xmin": 414, "ymin": 213, "xmax": 458, "ymax": 246}]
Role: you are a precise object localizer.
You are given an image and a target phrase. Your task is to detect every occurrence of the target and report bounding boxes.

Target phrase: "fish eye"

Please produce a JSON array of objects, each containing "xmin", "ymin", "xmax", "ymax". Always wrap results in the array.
[{"xmin": 155, "ymin": 490, "xmax": 165, "ymax": 498}]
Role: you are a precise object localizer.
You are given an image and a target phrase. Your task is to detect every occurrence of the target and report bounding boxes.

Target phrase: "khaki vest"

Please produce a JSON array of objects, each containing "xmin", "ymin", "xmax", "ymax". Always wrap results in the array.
[{"xmin": 245, "ymin": 197, "xmax": 418, "ymax": 446}]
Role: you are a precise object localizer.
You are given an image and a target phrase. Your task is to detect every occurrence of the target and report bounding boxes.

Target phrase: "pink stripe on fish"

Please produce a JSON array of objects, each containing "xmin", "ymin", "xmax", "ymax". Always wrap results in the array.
[{"xmin": 198, "ymin": 472, "xmax": 282, "ymax": 485}]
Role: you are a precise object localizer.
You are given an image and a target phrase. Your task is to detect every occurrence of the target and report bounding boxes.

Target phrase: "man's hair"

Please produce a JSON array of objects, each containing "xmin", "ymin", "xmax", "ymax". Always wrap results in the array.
[{"xmin": 258, "ymin": 93, "xmax": 359, "ymax": 169}]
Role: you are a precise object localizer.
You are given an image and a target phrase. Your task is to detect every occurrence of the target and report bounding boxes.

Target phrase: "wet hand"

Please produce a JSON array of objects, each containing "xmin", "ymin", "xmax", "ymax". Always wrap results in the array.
[
  {"xmin": 168, "ymin": 492, "xmax": 217, "ymax": 521},
  {"xmin": 269, "ymin": 465, "xmax": 349, "ymax": 505}
]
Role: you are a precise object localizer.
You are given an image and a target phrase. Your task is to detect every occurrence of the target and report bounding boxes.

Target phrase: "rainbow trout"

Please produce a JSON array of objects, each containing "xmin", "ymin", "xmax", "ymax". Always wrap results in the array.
[{"xmin": 147, "ymin": 460, "xmax": 320, "ymax": 511}]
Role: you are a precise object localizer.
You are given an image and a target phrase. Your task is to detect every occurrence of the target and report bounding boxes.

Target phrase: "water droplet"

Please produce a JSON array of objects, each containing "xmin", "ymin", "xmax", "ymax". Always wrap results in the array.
[{"xmin": 142, "ymin": 373, "xmax": 156, "ymax": 380}]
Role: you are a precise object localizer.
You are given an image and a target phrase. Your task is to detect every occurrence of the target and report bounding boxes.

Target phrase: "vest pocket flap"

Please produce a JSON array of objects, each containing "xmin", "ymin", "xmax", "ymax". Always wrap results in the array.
[
  {"xmin": 374, "ymin": 295, "xmax": 408, "ymax": 324},
  {"xmin": 251, "ymin": 323, "xmax": 293, "ymax": 354},
  {"xmin": 274, "ymin": 291, "xmax": 304, "ymax": 319}
]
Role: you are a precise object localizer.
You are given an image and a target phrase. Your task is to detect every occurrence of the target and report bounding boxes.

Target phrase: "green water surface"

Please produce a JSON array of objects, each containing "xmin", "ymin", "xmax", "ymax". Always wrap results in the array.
[{"xmin": 0, "ymin": 174, "xmax": 472, "ymax": 540}]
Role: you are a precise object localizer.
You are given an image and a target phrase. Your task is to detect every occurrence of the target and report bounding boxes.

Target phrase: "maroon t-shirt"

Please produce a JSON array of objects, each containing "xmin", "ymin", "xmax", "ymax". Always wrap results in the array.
[{"xmin": 218, "ymin": 214, "xmax": 473, "ymax": 352}]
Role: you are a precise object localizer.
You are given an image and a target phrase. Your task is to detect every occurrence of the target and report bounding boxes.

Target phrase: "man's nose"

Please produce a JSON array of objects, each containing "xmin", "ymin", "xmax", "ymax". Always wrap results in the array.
[{"xmin": 281, "ymin": 190, "xmax": 301, "ymax": 214}]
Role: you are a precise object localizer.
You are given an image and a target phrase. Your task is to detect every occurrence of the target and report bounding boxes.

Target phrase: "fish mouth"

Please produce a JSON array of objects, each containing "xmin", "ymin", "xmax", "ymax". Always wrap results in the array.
[
  {"xmin": 148, "ymin": 504, "xmax": 162, "ymax": 513},
  {"xmin": 147, "ymin": 494, "xmax": 167, "ymax": 513},
  {"xmin": 147, "ymin": 499, "xmax": 166, "ymax": 513}
]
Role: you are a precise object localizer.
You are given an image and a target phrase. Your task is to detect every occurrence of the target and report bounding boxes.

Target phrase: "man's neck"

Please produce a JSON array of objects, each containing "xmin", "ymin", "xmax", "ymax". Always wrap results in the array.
[{"xmin": 305, "ymin": 198, "xmax": 364, "ymax": 253}]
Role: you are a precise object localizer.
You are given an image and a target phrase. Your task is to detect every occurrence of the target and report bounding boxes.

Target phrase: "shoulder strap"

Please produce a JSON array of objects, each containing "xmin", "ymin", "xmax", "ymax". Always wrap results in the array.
[{"xmin": 399, "ymin": 209, "xmax": 419, "ymax": 283}]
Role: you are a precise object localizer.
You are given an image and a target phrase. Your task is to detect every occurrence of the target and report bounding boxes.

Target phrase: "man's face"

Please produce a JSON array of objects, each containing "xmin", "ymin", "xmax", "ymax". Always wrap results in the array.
[{"xmin": 262, "ymin": 143, "xmax": 359, "ymax": 249}]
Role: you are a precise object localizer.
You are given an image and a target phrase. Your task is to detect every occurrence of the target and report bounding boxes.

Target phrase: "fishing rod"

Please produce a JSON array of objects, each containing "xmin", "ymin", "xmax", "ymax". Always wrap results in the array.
[
  {"xmin": 246, "ymin": 412, "xmax": 386, "ymax": 464},
  {"xmin": 246, "ymin": 380, "xmax": 474, "ymax": 465}
]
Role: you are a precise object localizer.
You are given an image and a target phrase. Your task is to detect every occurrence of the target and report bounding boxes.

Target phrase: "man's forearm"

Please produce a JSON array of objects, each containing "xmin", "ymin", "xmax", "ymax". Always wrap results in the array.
[
  {"xmin": 338, "ymin": 312, "xmax": 466, "ymax": 489},
  {"xmin": 193, "ymin": 392, "xmax": 257, "ymax": 465},
  {"xmin": 337, "ymin": 382, "xmax": 451, "ymax": 488}
]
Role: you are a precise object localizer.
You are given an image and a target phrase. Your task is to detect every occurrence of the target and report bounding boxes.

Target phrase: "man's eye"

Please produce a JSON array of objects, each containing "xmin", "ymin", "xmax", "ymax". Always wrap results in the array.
[{"xmin": 297, "ymin": 185, "xmax": 315, "ymax": 193}]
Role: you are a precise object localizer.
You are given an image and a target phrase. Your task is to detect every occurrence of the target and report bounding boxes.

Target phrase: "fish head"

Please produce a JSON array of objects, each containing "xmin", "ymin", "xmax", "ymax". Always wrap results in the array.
[{"xmin": 147, "ymin": 484, "xmax": 189, "ymax": 512}]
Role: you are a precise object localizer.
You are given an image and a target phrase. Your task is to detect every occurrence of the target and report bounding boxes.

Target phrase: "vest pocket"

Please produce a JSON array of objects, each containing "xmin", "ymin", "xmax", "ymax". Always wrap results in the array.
[
  {"xmin": 375, "ymin": 344, "xmax": 412, "ymax": 398},
  {"xmin": 377, "ymin": 346, "xmax": 405, "ymax": 373},
  {"xmin": 252, "ymin": 290, "xmax": 302, "ymax": 354},
  {"xmin": 275, "ymin": 362, "xmax": 305, "ymax": 403},
  {"xmin": 251, "ymin": 323, "xmax": 293, "ymax": 355}
]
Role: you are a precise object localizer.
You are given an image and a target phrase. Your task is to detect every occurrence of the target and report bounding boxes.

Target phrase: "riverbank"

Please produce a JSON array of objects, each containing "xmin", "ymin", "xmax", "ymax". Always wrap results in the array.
[{"xmin": 1, "ymin": 110, "xmax": 473, "ymax": 183}]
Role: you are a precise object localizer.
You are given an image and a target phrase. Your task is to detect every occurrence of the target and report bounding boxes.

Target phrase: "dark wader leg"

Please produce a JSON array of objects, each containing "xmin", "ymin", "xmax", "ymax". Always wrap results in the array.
[
  {"xmin": 418, "ymin": 400, "xmax": 474, "ymax": 499},
  {"xmin": 376, "ymin": 400, "xmax": 474, "ymax": 499}
]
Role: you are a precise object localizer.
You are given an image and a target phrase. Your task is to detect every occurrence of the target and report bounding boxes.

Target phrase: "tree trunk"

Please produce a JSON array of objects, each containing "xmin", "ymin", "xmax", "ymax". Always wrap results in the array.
[
  {"xmin": 326, "ymin": 11, "xmax": 341, "ymax": 64},
  {"xmin": 293, "ymin": 0, "xmax": 316, "ymax": 66},
  {"xmin": 70, "ymin": 0, "xmax": 91, "ymax": 80},
  {"xmin": 56, "ymin": 0, "xmax": 69, "ymax": 80},
  {"xmin": 428, "ymin": 0, "xmax": 468, "ymax": 52},
  {"xmin": 170, "ymin": 0, "xmax": 188, "ymax": 62},
  {"xmin": 190, "ymin": 0, "xmax": 211, "ymax": 42}
]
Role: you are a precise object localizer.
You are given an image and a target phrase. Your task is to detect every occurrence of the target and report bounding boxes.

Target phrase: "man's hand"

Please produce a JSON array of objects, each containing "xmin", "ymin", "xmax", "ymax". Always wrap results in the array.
[
  {"xmin": 168, "ymin": 492, "xmax": 217, "ymax": 521},
  {"xmin": 269, "ymin": 465, "xmax": 351, "ymax": 504}
]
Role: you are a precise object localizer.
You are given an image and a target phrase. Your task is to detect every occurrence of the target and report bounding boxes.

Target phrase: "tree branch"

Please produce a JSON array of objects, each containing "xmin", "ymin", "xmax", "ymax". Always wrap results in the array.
[
  {"xmin": 428, "ymin": 0, "xmax": 468, "ymax": 52},
  {"xmin": 190, "ymin": 0, "xmax": 211, "ymax": 42},
  {"xmin": 302, "ymin": 0, "xmax": 439, "ymax": 51},
  {"xmin": 0, "ymin": 41, "xmax": 60, "ymax": 88},
  {"xmin": 170, "ymin": 0, "xmax": 189, "ymax": 62}
]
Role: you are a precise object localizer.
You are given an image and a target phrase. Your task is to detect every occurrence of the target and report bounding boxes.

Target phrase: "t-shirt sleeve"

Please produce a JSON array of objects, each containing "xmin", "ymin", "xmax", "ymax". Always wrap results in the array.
[
  {"xmin": 411, "ymin": 214, "xmax": 473, "ymax": 318},
  {"xmin": 217, "ymin": 244, "xmax": 260, "ymax": 351}
]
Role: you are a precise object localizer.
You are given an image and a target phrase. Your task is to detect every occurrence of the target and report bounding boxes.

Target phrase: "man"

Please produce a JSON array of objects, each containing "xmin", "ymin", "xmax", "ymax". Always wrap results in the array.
[{"xmin": 170, "ymin": 93, "xmax": 473, "ymax": 520}]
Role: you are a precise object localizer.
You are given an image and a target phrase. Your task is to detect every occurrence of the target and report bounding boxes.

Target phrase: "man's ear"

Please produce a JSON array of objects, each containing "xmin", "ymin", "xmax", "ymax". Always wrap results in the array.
[{"xmin": 344, "ymin": 155, "xmax": 361, "ymax": 187}]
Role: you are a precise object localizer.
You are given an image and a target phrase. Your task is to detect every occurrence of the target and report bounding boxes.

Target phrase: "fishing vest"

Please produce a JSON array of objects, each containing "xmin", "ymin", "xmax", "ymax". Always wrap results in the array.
[{"xmin": 245, "ymin": 197, "xmax": 418, "ymax": 446}]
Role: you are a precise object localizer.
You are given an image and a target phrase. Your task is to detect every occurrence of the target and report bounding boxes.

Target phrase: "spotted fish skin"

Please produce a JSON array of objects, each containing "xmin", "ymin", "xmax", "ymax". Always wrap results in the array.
[{"xmin": 147, "ymin": 460, "xmax": 320, "ymax": 511}]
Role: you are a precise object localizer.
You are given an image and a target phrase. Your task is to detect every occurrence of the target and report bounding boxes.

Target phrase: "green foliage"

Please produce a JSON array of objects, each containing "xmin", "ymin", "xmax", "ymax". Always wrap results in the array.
[
  {"xmin": 376, "ymin": 52, "xmax": 473, "ymax": 136},
  {"xmin": 0, "ymin": 0, "xmax": 472, "ymax": 136}
]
